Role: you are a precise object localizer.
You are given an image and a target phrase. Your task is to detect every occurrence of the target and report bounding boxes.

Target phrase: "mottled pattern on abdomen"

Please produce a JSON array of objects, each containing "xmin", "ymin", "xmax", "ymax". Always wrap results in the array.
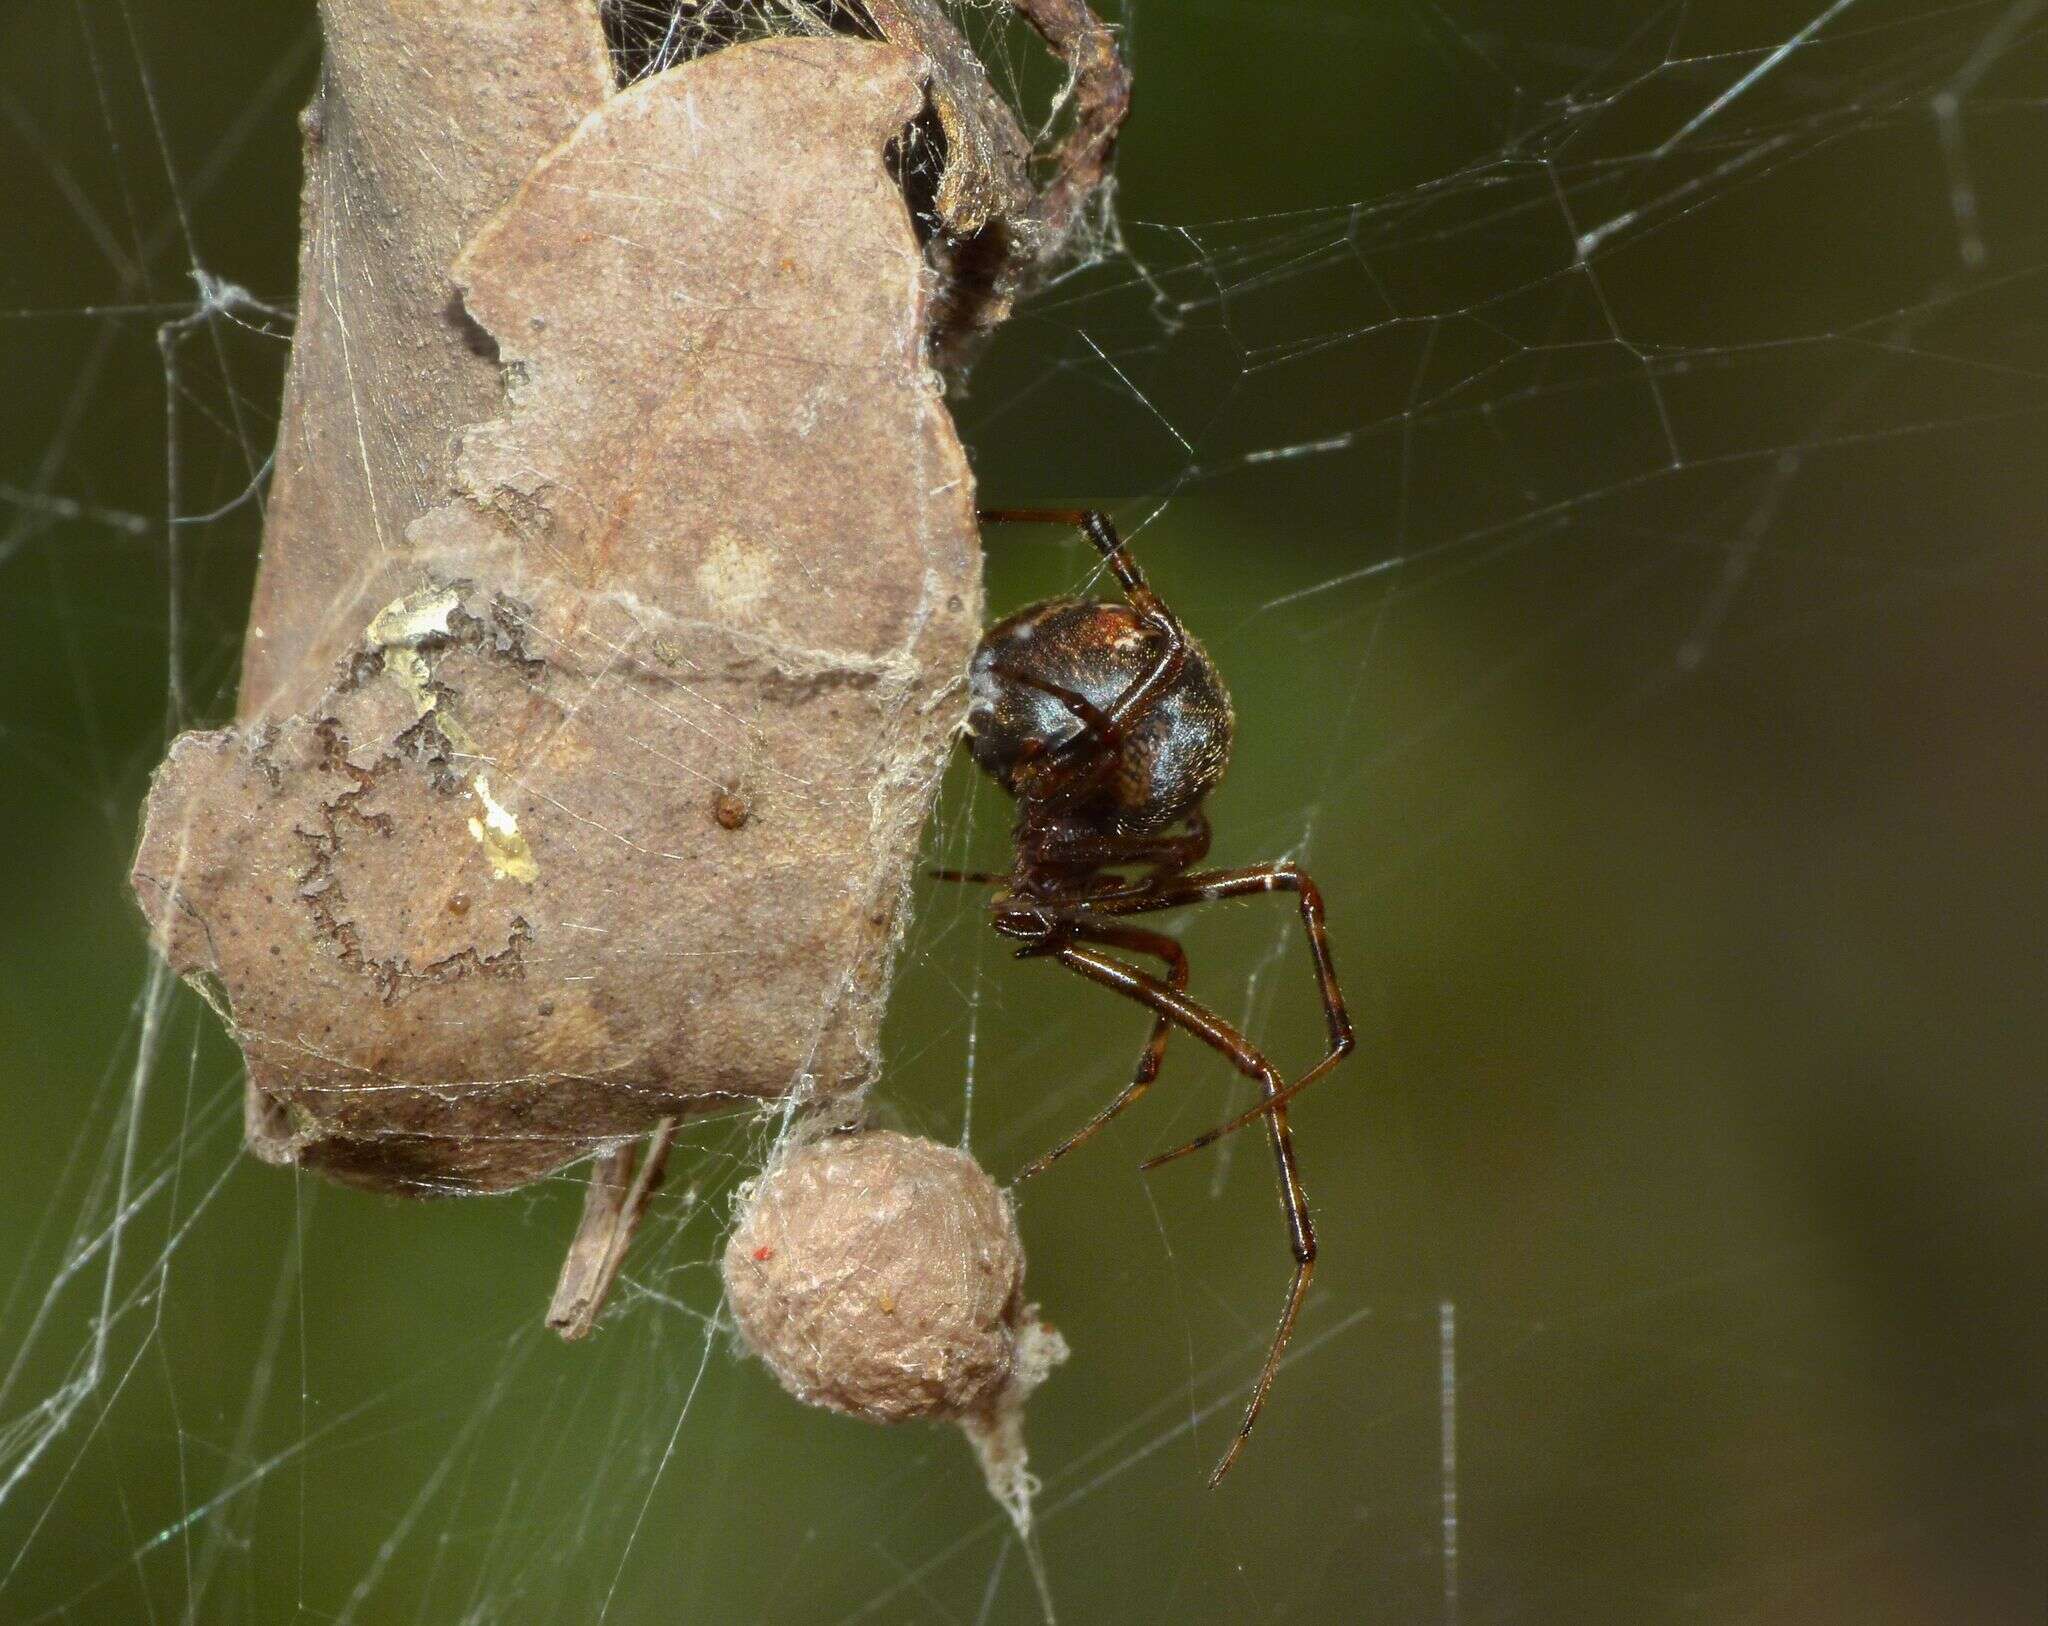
[{"xmin": 966, "ymin": 597, "xmax": 1233, "ymax": 833}]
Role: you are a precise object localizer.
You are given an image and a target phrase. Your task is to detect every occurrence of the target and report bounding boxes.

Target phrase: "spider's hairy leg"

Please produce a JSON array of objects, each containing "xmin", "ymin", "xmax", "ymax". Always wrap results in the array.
[
  {"xmin": 977, "ymin": 506, "xmax": 1147, "ymax": 597},
  {"xmin": 1211, "ymin": 1155, "xmax": 1314, "ymax": 1488},
  {"xmin": 1092, "ymin": 861, "xmax": 1355, "ymax": 1166},
  {"xmin": 1049, "ymin": 942, "xmax": 1316, "ymax": 1484},
  {"xmin": 1027, "ymin": 811, "xmax": 1214, "ymax": 876},
  {"xmin": 1015, "ymin": 921, "xmax": 1186, "ymax": 1180}
]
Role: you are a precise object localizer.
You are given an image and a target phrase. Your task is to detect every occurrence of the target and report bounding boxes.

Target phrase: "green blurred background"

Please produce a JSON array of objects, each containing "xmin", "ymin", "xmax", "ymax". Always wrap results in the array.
[{"xmin": 4, "ymin": 3, "xmax": 2045, "ymax": 1621}]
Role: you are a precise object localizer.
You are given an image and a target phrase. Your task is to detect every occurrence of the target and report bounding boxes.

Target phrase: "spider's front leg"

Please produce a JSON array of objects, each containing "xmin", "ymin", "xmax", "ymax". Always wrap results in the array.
[
  {"xmin": 1012, "ymin": 918, "xmax": 1187, "ymax": 1179},
  {"xmin": 1044, "ymin": 939, "xmax": 1317, "ymax": 1485},
  {"xmin": 1093, "ymin": 860, "xmax": 1357, "ymax": 1166}
]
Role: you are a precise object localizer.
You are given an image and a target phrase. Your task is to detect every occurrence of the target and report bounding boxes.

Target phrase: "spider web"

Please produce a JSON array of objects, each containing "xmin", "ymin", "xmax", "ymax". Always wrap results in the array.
[{"xmin": 4, "ymin": 1, "xmax": 2046, "ymax": 1621}]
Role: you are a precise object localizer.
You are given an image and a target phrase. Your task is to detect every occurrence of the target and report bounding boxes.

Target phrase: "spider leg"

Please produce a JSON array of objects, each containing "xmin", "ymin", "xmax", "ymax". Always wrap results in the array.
[
  {"xmin": 1031, "ymin": 810, "xmax": 1211, "ymax": 878},
  {"xmin": 1091, "ymin": 862, "xmax": 1355, "ymax": 1161},
  {"xmin": 1142, "ymin": 808, "xmax": 1211, "ymax": 877},
  {"xmin": 979, "ymin": 507, "xmax": 1150, "ymax": 598},
  {"xmin": 1015, "ymin": 922, "xmax": 1187, "ymax": 1180},
  {"xmin": 1051, "ymin": 943, "xmax": 1316, "ymax": 1485},
  {"xmin": 1000, "ymin": 666, "xmax": 1119, "ymax": 739},
  {"xmin": 932, "ymin": 767, "xmax": 1206, "ymax": 892}
]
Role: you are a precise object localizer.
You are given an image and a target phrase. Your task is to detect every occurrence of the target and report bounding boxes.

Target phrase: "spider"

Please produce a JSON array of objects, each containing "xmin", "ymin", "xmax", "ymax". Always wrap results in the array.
[{"xmin": 943, "ymin": 507, "xmax": 1355, "ymax": 1485}]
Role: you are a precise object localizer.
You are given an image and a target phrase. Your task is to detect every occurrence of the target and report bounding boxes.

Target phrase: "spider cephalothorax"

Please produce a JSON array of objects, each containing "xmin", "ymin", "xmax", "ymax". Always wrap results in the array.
[{"xmin": 947, "ymin": 507, "xmax": 1356, "ymax": 1485}]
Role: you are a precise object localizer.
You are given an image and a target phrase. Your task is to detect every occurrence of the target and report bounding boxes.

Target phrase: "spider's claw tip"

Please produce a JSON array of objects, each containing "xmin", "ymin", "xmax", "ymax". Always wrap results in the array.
[
  {"xmin": 1139, "ymin": 1139, "xmax": 1199, "ymax": 1172},
  {"xmin": 1206, "ymin": 1436, "xmax": 1249, "ymax": 1487}
]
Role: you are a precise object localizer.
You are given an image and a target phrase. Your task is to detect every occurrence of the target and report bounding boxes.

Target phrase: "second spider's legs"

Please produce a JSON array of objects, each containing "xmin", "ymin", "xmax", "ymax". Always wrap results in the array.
[
  {"xmin": 1015, "ymin": 921, "xmax": 1188, "ymax": 1179},
  {"xmin": 1092, "ymin": 861, "xmax": 1356, "ymax": 1162},
  {"xmin": 1050, "ymin": 943, "xmax": 1316, "ymax": 1485}
]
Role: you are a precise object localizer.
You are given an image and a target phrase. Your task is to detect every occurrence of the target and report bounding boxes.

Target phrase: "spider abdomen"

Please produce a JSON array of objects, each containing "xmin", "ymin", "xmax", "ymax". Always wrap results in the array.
[{"xmin": 965, "ymin": 598, "xmax": 1233, "ymax": 833}]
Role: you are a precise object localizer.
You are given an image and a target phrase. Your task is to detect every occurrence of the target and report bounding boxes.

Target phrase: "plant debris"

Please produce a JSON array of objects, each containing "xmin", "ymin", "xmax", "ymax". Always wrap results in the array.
[{"xmin": 133, "ymin": 35, "xmax": 982, "ymax": 1193}]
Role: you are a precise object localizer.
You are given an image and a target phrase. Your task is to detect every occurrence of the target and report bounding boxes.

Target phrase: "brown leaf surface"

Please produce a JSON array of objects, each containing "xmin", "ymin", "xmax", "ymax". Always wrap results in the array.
[
  {"xmin": 133, "ymin": 37, "xmax": 981, "ymax": 1193},
  {"xmin": 241, "ymin": 0, "xmax": 615, "ymax": 714}
]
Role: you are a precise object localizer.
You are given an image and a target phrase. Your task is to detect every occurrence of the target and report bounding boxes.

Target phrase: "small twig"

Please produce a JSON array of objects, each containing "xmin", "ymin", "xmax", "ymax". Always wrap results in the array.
[
  {"xmin": 871, "ymin": 0, "xmax": 1129, "ymax": 365},
  {"xmin": 862, "ymin": 0, "xmax": 1031, "ymax": 236},
  {"xmin": 548, "ymin": 1117, "xmax": 680, "ymax": 1339},
  {"xmin": 1005, "ymin": 0, "xmax": 1132, "ymax": 253},
  {"xmin": 858, "ymin": 0, "xmax": 1128, "ymax": 255}
]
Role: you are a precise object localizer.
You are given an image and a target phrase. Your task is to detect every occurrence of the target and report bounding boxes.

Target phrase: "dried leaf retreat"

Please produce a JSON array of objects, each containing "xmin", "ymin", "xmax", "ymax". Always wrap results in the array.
[{"xmin": 132, "ymin": 38, "xmax": 982, "ymax": 1194}]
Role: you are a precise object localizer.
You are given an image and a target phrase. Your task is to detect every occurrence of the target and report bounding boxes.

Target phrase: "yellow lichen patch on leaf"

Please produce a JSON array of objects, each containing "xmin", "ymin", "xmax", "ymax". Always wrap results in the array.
[{"xmin": 467, "ymin": 776, "xmax": 538, "ymax": 884}]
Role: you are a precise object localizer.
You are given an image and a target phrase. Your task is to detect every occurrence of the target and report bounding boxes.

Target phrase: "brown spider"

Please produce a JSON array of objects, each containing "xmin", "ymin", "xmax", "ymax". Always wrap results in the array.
[{"xmin": 944, "ymin": 507, "xmax": 1355, "ymax": 1485}]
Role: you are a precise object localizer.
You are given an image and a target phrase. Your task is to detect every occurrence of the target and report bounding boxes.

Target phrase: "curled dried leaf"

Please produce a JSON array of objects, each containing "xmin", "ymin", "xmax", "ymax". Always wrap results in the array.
[{"xmin": 133, "ymin": 37, "xmax": 981, "ymax": 1193}]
